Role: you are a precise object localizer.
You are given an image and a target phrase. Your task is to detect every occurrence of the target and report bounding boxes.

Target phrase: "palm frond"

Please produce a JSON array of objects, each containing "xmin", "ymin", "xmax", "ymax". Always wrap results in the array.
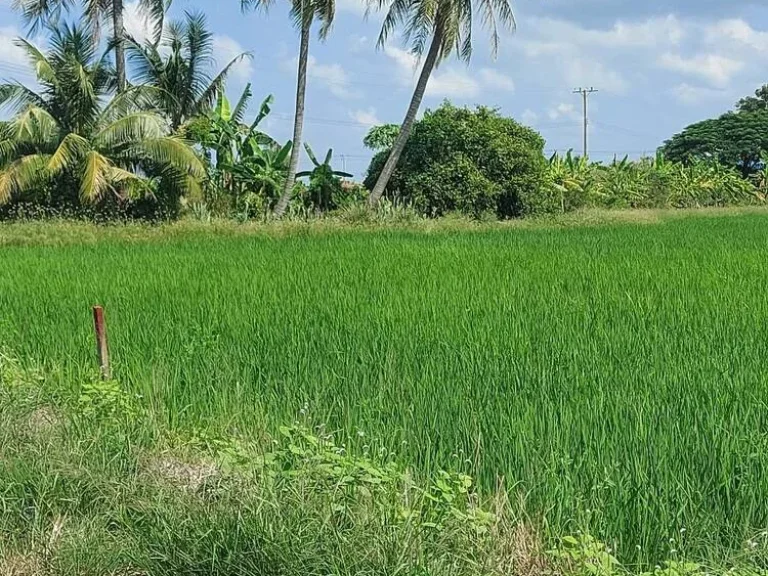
[
  {"xmin": 477, "ymin": 0, "xmax": 515, "ymax": 58},
  {"xmin": 107, "ymin": 165, "xmax": 153, "ymax": 198},
  {"xmin": 192, "ymin": 52, "xmax": 252, "ymax": 118},
  {"xmin": 138, "ymin": 0, "xmax": 171, "ymax": 46},
  {"xmin": 240, "ymin": 0, "xmax": 276, "ymax": 12},
  {"xmin": 13, "ymin": 37, "xmax": 57, "ymax": 86},
  {"xmin": 315, "ymin": 0, "xmax": 337, "ymax": 39},
  {"xmin": 131, "ymin": 137, "xmax": 205, "ymax": 178},
  {"xmin": 97, "ymin": 85, "xmax": 164, "ymax": 124},
  {"xmin": 12, "ymin": 106, "xmax": 60, "ymax": 148},
  {"xmin": 48, "ymin": 132, "xmax": 89, "ymax": 174},
  {"xmin": 94, "ymin": 112, "xmax": 167, "ymax": 150},
  {"xmin": 377, "ymin": 0, "xmax": 412, "ymax": 50},
  {"xmin": 232, "ymin": 83, "xmax": 253, "ymax": 124},
  {"xmin": 0, "ymin": 83, "xmax": 48, "ymax": 115},
  {"xmin": 12, "ymin": 0, "xmax": 74, "ymax": 35},
  {"xmin": 0, "ymin": 153, "xmax": 51, "ymax": 204},
  {"xmin": 0, "ymin": 131, "xmax": 20, "ymax": 168},
  {"xmin": 79, "ymin": 149, "xmax": 112, "ymax": 202}
]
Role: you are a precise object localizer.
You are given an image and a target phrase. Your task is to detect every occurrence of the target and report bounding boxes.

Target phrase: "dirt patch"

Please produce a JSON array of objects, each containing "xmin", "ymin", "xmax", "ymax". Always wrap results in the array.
[
  {"xmin": 24, "ymin": 407, "xmax": 61, "ymax": 437},
  {"xmin": 144, "ymin": 454, "xmax": 219, "ymax": 492}
]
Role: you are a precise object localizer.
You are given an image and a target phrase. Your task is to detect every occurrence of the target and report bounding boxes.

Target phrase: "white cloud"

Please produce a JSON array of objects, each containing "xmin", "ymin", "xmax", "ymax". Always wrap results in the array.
[
  {"xmin": 548, "ymin": 103, "xmax": 579, "ymax": 121},
  {"xmin": 384, "ymin": 46, "xmax": 418, "ymax": 75},
  {"xmin": 659, "ymin": 53, "xmax": 744, "ymax": 87},
  {"xmin": 521, "ymin": 109, "xmax": 538, "ymax": 125},
  {"xmin": 478, "ymin": 68, "xmax": 515, "ymax": 92},
  {"xmin": 515, "ymin": 18, "xmax": 649, "ymax": 94},
  {"xmin": 705, "ymin": 19, "xmax": 768, "ymax": 53},
  {"xmin": 527, "ymin": 15, "xmax": 685, "ymax": 49},
  {"xmin": 335, "ymin": 0, "xmax": 367, "ymax": 16},
  {"xmin": 566, "ymin": 56, "xmax": 628, "ymax": 93},
  {"xmin": 124, "ymin": 1, "xmax": 157, "ymax": 45},
  {"xmin": 384, "ymin": 47, "xmax": 480, "ymax": 99},
  {"xmin": 307, "ymin": 56, "xmax": 358, "ymax": 99},
  {"xmin": 213, "ymin": 35, "xmax": 253, "ymax": 84},
  {"xmin": 349, "ymin": 107, "xmax": 381, "ymax": 127},
  {"xmin": 427, "ymin": 68, "xmax": 480, "ymax": 98},
  {"xmin": 349, "ymin": 34, "xmax": 369, "ymax": 53},
  {"xmin": 671, "ymin": 83, "xmax": 731, "ymax": 105}
]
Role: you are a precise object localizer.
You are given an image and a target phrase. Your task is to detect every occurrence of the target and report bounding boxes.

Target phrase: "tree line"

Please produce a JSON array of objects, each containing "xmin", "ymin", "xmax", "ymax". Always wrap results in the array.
[
  {"xmin": 1, "ymin": 0, "xmax": 515, "ymax": 218},
  {"xmin": 2, "ymin": 0, "xmax": 767, "ymax": 221}
]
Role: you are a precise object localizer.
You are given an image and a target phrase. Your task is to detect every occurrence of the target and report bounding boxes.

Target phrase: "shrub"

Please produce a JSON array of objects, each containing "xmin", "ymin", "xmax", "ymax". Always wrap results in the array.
[{"xmin": 365, "ymin": 103, "xmax": 549, "ymax": 218}]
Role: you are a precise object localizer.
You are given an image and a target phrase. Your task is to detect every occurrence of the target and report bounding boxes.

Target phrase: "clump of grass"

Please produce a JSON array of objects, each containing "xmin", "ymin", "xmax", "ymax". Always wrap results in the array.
[{"xmin": 0, "ymin": 352, "xmax": 545, "ymax": 576}]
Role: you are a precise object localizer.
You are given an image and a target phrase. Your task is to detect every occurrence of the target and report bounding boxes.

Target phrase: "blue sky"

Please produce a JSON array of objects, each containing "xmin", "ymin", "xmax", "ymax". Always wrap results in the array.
[{"xmin": 1, "ymin": 0, "xmax": 767, "ymax": 177}]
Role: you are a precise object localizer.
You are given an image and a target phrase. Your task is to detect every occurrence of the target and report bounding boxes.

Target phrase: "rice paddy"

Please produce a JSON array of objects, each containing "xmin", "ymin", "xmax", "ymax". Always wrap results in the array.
[{"xmin": 1, "ymin": 210, "xmax": 768, "ymax": 565}]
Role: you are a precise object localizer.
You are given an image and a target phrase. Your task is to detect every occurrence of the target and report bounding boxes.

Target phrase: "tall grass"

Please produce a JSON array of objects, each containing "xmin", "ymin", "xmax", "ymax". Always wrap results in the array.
[{"xmin": 1, "ymin": 211, "xmax": 768, "ymax": 565}]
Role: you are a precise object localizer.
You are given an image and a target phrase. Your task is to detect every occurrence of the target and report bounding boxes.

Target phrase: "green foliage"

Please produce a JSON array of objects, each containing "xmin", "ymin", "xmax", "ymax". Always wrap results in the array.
[
  {"xmin": 78, "ymin": 378, "xmax": 140, "ymax": 422},
  {"xmin": 185, "ymin": 85, "xmax": 292, "ymax": 217},
  {"xmin": 660, "ymin": 112, "xmax": 768, "ymax": 177},
  {"xmin": 546, "ymin": 151, "xmax": 763, "ymax": 211},
  {"xmin": 126, "ymin": 11, "xmax": 251, "ymax": 130},
  {"xmin": 0, "ymin": 25, "xmax": 204, "ymax": 216},
  {"xmin": 364, "ymin": 103, "xmax": 548, "ymax": 218},
  {"xmin": 641, "ymin": 562, "xmax": 704, "ymax": 576},
  {"xmin": 736, "ymin": 85, "xmax": 768, "ymax": 113},
  {"xmin": 550, "ymin": 534, "xmax": 620, "ymax": 576},
  {"xmin": 363, "ymin": 124, "xmax": 400, "ymax": 150}
]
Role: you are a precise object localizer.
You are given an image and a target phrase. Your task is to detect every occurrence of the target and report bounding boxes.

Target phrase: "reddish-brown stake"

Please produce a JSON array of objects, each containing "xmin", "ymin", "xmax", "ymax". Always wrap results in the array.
[{"xmin": 92, "ymin": 306, "xmax": 111, "ymax": 380}]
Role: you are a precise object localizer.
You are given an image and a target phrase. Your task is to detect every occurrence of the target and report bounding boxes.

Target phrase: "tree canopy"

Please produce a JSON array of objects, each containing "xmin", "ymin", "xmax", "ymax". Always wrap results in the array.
[
  {"xmin": 364, "ymin": 103, "xmax": 547, "ymax": 218},
  {"xmin": 736, "ymin": 85, "xmax": 768, "ymax": 113},
  {"xmin": 660, "ymin": 111, "xmax": 768, "ymax": 177}
]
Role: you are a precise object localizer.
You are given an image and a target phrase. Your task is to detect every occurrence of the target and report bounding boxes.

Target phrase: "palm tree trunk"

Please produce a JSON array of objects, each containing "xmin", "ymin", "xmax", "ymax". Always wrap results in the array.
[
  {"xmin": 368, "ymin": 27, "xmax": 443, "ymax": 207},
  {"xmin": 113, "ymin": 0, "xmax": 127, "ymax": 92},
  {"xmin": 274, "ymin": 20, "xmax": 311, "ymax": 218}
]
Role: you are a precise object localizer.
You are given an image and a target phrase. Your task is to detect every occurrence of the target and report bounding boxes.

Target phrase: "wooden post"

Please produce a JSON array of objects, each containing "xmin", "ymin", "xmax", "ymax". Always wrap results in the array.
[{"xmin": 92, "ymin": 306, "xmax": 111, "ymax": 380}]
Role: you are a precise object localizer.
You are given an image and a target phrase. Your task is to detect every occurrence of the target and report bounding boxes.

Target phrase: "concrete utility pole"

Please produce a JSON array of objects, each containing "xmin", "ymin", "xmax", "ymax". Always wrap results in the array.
[{"xmin": 573, "ymin": 88, "xmax": 598, "ymax": 158}]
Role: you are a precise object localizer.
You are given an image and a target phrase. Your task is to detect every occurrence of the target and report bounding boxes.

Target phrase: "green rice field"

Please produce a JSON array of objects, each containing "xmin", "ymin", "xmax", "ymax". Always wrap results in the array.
[{"xmin": 2, "ymin": 211, "xmax": 768, "ymax": 565}]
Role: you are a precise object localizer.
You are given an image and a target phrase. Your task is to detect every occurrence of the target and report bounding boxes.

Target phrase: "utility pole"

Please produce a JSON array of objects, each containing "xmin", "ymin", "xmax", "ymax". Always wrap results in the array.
[{"xmin": 573, "ymin": 87, "xmax": 598, "ymax": 158}]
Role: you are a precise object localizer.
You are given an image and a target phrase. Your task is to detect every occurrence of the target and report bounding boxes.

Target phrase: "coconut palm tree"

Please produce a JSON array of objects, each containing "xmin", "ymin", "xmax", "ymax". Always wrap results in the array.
[
  {"xmin": 366, "ymin": 0, "xmax": 516, "ymax": 206},
  {"xmin": 0, "ymin": 24, "xmax": 203, "ymax": 207},
  {"xmin": 127, "ymin": 11, "xmax": 251, "ymax": 130},
  {"xmin": 241, "ymin": 0, "xmax": 336, "ymax": 217},
  {"xmin": 12, "ymin": 0, "xmax": 168, "ymax": 92}
]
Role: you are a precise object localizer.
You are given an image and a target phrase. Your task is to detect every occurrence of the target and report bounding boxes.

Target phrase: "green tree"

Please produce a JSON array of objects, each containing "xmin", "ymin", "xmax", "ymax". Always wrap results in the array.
[
  {"xmin": 365, "ymin": 0, "xmax": 516, "ymax": 207},
  {"xmin": 241, "ymin": 0, "xmax": 336, "ymax": 217},
  {"xmin": 0, "ymin": 25, "xmax": 203, "ymax": 208},
  {"xmin": 127, "ymin": 11, "xmax": 250, "ymax": 130},
  {"xmin": 736, "ymin": 85, "xmax": 768, "ymax": 113},
  {"xmin": 12, "ymin": 0, "xmax": 167, "ymax": 92},
  {"xmin": 660, "ymin": 112, "xmax": 768, "ymax": 178},
  {"xmin": 364, "ymin": 103, "xmax": 547, "ymax": 218},
  {"xmin": 364, "ymin": 124, "xmax": 400, "ymax": 151}
]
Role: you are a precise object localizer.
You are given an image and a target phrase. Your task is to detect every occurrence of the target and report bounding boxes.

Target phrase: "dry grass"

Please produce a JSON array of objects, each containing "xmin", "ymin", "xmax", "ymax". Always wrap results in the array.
[
  {"xmin": 1, "ymin": 206, "xmax": 766, "ymax": 248},
  {"xmin": 143, "ymin": 453, "xmax": 219, "ymax": 492},
  {"xmin": 23, "ymin": 407, "xmax": 61, "ymax": 438},
  {"xmin": 0, "ymin": 553, "xmax": 43, "ymax": 576}
]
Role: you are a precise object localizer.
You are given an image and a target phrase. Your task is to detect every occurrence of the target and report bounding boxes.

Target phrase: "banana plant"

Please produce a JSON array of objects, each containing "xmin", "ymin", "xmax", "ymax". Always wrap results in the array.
[
  {"xmin": 232, "ymin": 140, "xmax": 293, "ymax": 201},
  {"xmin": 296, "ymin": 143, "xmax": 353, "ymax": 213}
]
